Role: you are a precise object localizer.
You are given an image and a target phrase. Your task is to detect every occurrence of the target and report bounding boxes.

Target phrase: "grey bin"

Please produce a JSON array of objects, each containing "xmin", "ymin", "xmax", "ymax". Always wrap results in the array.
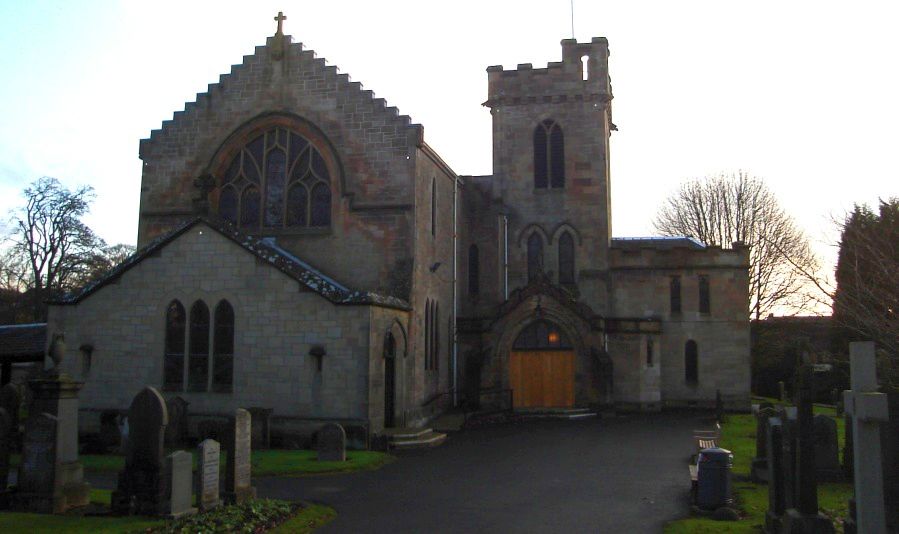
[{"xmin": 696, "ymin": 447, "xmax": 733, "ymax": 511}]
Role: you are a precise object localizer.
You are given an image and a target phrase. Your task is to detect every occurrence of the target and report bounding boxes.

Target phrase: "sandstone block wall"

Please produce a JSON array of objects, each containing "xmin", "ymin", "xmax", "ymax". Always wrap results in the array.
[{"xmin": 47, "ymin": 225, "xmax": 380, "ymax": 427}]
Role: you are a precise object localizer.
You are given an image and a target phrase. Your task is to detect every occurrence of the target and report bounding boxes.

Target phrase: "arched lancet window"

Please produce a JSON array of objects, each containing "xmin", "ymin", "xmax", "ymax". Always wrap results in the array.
[
  {"xmin": 670, "ymin": 276, "xmax": 682, "ymax": 314},
  {"xmin": 527, "ymin": 232, "xmax": 544, "ymax": 282},
  {"xmin": 188, "ymin": 300, "xmax": 210, "ymax": 392},
  {"xmin": 513, "ymin": 320, "xmax": 572, "ymax": 350},
  {"xmin": 533, "ymin": 120, "xmax": 565, "ymax": 189},
  {"xmin": 685, "ymin": 340, "xmax": 698, "ymax": 386},
  {"xmin": 558, "ymin": 231, "xmax": 575, "ymax": 285},
  {"xmin": 431, "ymin": 177, "xmax": 437, "ymax": 237},
  {"xmin": 164, "ymin": 300, "xmax": 186, "ymax": 390},
  {"xmin": 468, "ymin": 244, "xmax": 480, "ymax": 296},
  {"xmin": 213, "ymin": 300, "xmax": 234, "ymax": 393},
  {"xmin": 219, "ymin": 127, "xmax": 332, "ymax": 229},
  {"xmin": 384, "ymin": 332, "xmax": 396, "ymax": 359}
]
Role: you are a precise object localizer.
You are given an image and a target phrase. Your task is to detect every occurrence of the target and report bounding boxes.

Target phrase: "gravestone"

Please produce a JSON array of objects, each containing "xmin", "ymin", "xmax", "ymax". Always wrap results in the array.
[
  {"xmin": 765, "ymin": 416, "xmax": 786, "ymax": 533},
  {"xmin": 843, "ymin": 342, "xmax": 889, "ymax": 534},
  {"xmin": 111, "ymin": 387, "xmax": 168, "ymax": 515},
  {"xmin": 317, "ymin": 423, "xmax": 346, "ymax": 462},
  {"xmin": 247, "ymin": 407, "xmax": 272, "ymax": 450},
  {"xmin": 812, "ymin": 414, "xmax": 841, "ymax": 481},
  {"xmin": 779, "ymin": 366, "xmax": 834, "ymax": 533},
  {"xmin": 224, "ymin": 409, "xmax": 256, "ymax": 504},
  {"xmin": 164, "ymin": 451, "xmax": 196, "ymax": 519},
  {"xmin": 0, "ymin": 408, "xmax": 13, "ymax": 505},
  {"xmin": 12, "ymin": 375, "xmax": 90, "ymax": 514},
  {"xmin": 344, "ymin": 425, "xmax": 369, "ymax": 451},
  {"xmin": 165, "ymin": 397, "xmax": 189, "ymax": 447},
  {"xmin": 197, "ymin": 439, "xmax": 221, "ymax": 511},
  {"xmin": 751, "ymin": 406, "xmax": 777, "ymax": 482}
]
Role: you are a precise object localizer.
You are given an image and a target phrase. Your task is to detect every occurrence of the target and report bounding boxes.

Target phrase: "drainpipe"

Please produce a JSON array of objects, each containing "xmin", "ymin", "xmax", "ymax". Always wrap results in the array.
[{"xmin": 452, "ymin": 176, "xmax": 459, "ymax": 407}]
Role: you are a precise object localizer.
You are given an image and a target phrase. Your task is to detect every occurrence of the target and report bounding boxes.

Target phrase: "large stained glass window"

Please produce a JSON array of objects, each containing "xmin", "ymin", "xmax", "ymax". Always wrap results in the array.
[{"xmin": 219, "ymin": 128, "xmax": 332, "ymax": 230}]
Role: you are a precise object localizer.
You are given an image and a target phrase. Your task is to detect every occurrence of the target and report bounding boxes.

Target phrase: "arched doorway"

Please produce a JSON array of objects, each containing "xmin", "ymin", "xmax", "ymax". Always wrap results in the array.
[
  {"xmin": 384, "ymin": 333, "xmax": 397, "ymax": 427},
  {"xmin": 510, "ymin": 320, "xmax": 575, "ymax": 408}
]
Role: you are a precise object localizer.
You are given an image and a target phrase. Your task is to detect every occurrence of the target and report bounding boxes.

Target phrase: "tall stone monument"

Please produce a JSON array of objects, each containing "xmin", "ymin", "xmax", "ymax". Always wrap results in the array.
[
  {"xmin": 12, "ymin": 369, "xmax": 90, "ymax": 513},
  {"xmin": 843, "ymin": 342, "xmax": 888, "ymax": 534},
  {"xmin": 111, "ymin": 387, "xmax": 169, "ymax": 515},
  {"xmin": 224, "ymin": 408, "xmax": 256, "ymax": 504}
]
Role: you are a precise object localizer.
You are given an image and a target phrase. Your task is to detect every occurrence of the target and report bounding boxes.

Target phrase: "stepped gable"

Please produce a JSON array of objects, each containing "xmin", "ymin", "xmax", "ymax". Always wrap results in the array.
[{"xmin": 138, "ymin": 32, "xmax": 424, "ymax": 210}]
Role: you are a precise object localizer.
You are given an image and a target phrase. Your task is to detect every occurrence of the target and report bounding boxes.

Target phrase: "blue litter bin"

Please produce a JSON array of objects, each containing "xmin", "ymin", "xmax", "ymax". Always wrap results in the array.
[{"xmin": 696, "ymin": 447, "xmax": 733, "ymax": 510}]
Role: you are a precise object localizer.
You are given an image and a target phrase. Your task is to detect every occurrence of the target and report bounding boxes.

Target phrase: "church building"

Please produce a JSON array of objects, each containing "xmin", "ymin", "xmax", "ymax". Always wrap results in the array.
[{"xmin": 48, "ymin": 18, "xmax": 750, "ymax": 440}]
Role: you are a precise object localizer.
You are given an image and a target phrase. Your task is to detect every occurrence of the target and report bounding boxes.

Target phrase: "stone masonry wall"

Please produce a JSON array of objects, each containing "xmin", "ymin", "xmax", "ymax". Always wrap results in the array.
[
  {"xmin": 48, "ymin": 224, "xmax": 375, "ymax": 429},
  {"xmin": 137, "ymin": 33, "xmax": 421, "ymax": 296}
]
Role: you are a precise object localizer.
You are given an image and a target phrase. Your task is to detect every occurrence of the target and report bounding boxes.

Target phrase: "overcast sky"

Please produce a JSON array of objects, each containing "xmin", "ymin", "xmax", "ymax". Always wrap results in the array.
[{"xmin": 0, "ymin": 0, "xmax": 896, "ymax": 285}]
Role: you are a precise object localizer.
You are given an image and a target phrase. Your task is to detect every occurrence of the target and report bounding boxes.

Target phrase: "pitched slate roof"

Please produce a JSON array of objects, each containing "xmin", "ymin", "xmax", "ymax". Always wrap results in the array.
[
  {"xmin": 0, "ymin": 322, "xmax": 46, "ymax": 359},
  {"xmin": 51, "ymin": 218, "xmax": 410, "ymax": 311},
  {"xmin": 610, "ymin": 236, "xmax": 707, "ymax": 250}
]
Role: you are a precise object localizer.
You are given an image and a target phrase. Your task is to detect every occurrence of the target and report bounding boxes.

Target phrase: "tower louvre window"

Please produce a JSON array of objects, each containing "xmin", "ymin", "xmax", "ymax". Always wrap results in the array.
[{"xmin": 533, "ymin": 120, "xmax": 565, "ymax": 189}]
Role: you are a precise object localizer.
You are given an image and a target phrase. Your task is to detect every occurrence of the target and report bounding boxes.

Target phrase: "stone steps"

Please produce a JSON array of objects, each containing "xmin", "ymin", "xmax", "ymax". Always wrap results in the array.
[{"xmin": 385, "ymin": 428, "xmax": 447, "ymax": 450}]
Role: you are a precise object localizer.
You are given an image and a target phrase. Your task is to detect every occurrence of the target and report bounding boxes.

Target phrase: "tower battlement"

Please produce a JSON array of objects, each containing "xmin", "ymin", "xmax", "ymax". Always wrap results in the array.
[{"xmin": 485, "ymin": 37, "xmax": 611, "ymax": 107}]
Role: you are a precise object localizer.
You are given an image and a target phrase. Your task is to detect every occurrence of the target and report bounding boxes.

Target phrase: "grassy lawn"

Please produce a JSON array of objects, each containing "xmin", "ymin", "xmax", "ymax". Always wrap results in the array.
[
  {"xmin": 11, "ymin": 449, "xmax": 391, "ymax": 476},
  {"xmin": 665, "ymin": 405, "xmax": 854, "ymax": 533},
  {"xmin": 0, "ymin": 500, "xmax": 335, "ymax": 533}
]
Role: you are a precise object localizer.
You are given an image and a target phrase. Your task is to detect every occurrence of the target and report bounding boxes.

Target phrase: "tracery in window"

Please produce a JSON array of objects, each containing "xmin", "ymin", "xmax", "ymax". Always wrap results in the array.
[
  {"xmin": 219, "ymin": 127, "xmax": 332, "ymax": 229},
  {"xmin": 558, "ymin": 231, "xmax": 575, "ymax": 285},
  {"xmin": 533, "ymin": 120, "xmax": 565, "ymax": 189}
]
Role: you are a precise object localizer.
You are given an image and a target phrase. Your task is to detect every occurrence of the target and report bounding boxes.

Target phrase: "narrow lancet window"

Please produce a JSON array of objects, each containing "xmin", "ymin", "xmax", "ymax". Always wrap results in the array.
[
  {"xmin": 533, "ymin": 120, "xmax": 565, "ymax": 189},
  {"xmin": 213, "ymin": 300, "xmax": 234, "ymax": 393},
  {"xmin": 164, "ymin": 300, "xmax": 186, "ymax": 390},
  {"xmin": 527, "ymin": 233, "xmax": 544, "ymax": 282},
  {"xmin": 558, "ymin": 232, "xmax": 575, "ymax": 285},
  {"xmin": 188, "ymin": 300, "xmax": 210, "ymax": 392}
]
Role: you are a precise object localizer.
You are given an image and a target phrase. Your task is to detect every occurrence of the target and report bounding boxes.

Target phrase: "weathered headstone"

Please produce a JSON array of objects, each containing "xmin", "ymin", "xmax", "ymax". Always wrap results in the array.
[
  {"xmin": 164, "ymin": 451, "xmax": 196, "ymax": 519},
  {"xmin": 0, "ymin": 408, "xmax": 13, "ymax": 504},
  {"xmin": 12, "ymin": 375, "xmax": 90, "ymax": 514},
  {"xmin": 317, "ymin": 423, "xmax": 346, "ymax": 462},
  {"xmin": 765, "ymin": 417, "xmax": 786, "ymax": 533},
  {"xmin": 843, "ymin": 342, "xmax": 889, "ymax": 534},
  {"xmin": 751, "ymin": 406, "xmax": 777, "ymax": 482},
  {"xmin": 812, "ymin": 414, "xmax": 841, "ymax": 482},
  {"xmin": 197, "ymin": 439, "xmax": 221, "ymax": 511},
  {"xmin": 111, "ymin": 387, "xmax": 168, "ymax": 515},
  {"xmin": 779, "ymin": 366, "xmax": 834, "ymax": 533},
  {"xmin": 224, "ymin": 409, "xmax": 256, "ymax": 504},
  {"xmin": 165, "ymin": 397, "xmax": 189, "ymax": 447},
  {"xmin": 247, "ymin": 407, "xmax": 272, "ymax": 450}
]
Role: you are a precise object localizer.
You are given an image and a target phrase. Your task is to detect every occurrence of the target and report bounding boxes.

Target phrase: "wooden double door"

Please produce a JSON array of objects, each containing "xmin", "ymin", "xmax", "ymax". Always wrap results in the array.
[{"xmin": 509, "ymin": 350, "xmax": 575, "ymax": 408}]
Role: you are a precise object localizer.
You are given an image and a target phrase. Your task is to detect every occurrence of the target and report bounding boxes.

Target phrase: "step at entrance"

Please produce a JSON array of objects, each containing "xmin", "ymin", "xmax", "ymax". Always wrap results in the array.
[
  {"xmin": 384, "ymin": 427, "xmax": 447, "ymax": 450},
  {"xmin": 516, "ymin": 407, "xmax": 597, "ymax": 420}
]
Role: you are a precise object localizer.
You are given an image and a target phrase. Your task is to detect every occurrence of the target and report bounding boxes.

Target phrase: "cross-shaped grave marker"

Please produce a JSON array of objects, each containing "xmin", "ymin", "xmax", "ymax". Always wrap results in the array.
[{"xmin": 843, "ymin": 341, "xmax": 889, "ymax": 534}]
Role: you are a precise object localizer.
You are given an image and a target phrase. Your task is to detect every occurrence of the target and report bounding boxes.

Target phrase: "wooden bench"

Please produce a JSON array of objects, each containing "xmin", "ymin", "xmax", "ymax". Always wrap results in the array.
[{"xmin": 693, "ymin": 423, "xmax": 721, "ymax": 452}]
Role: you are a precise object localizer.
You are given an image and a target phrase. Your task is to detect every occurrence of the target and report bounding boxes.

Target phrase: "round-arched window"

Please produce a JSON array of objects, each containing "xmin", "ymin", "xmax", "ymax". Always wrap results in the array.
[
  {"xmin": 513, "ymin": 320, "xmax": 572, "ymax": 350},
  {"xmin": 218, "ymin": 127, "xmax": 332, "ymax": 229}
]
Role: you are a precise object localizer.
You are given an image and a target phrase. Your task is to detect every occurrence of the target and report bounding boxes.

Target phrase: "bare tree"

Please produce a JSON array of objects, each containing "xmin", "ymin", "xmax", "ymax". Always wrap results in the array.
[
  {"xmin": 654, "ymin": 171, "xmax": 819, "ymax": 320},
  {"xmin": 5, "ymin": 177, "xmax": 104, "ymax": 321}
]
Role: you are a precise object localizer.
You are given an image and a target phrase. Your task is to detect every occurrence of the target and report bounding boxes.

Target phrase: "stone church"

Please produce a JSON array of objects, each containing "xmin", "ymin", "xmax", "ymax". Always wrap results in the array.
[{"xmin": 47, "ymin": 19, "xmax": 750, "ymax": 439}]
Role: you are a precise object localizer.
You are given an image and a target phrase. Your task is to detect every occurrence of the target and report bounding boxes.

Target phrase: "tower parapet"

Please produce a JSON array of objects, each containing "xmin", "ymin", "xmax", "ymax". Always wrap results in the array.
[{"xmin": 485, "ymin": 37, "xmax": 612, "ymax": 110}]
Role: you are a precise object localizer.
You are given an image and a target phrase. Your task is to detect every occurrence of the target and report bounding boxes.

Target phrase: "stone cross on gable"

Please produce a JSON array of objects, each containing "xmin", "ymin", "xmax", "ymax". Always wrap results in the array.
[
  {"xmin": 843, "ymin": 342, "xmax": 889, "ymax": 534},
  {"xmin": 274, "ymin": 12, "xmax": 286, "ymax": 35}
]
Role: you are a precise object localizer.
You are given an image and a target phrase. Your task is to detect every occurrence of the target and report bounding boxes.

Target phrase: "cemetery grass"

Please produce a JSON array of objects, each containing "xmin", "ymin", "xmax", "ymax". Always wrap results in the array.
[
  {"xmin": 10, "ymin": 449, "xmax": 392, "ymax": 476},
  {"xmin": 665, "ymin": 411, "xmax": 852, "ymax": 533}
]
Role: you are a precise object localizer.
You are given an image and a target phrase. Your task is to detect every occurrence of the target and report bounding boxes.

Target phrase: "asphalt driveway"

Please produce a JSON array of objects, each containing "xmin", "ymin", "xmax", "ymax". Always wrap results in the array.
[{"xmin": 257, "ymin": 412, "xmax": 706, "ymax": 533}]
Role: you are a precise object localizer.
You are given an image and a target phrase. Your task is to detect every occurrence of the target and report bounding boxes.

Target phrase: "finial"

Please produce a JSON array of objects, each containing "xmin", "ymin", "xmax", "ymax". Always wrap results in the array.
[{"xmin": 274, "ymin": 11, "xmax": 287, "ymax": 36}]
